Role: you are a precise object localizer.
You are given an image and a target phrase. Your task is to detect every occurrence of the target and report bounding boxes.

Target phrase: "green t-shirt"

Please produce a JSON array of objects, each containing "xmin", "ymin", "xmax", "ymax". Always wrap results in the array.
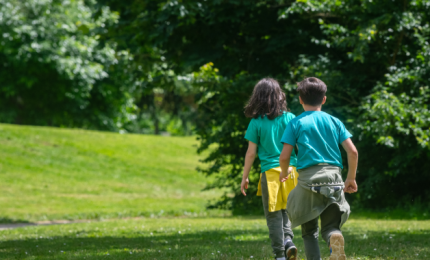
[
  {"xmin": 281, "ymin": 111, "xmax": 352, "ymax": 170},
  {"xmin": 244, "ymin": 112, "xmax": 298, "ymax": 173}
]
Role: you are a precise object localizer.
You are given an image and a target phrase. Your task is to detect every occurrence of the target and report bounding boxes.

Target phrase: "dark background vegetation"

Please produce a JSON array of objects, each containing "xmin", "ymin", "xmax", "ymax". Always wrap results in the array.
[{"xmin": 1, "ymin": 0, "xmax": 429, "ymax": 214}]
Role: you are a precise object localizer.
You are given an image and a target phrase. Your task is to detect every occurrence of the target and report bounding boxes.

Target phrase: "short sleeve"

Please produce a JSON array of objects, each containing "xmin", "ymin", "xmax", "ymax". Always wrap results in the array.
[
  {"xmin": 281, "ymin": 121, "xmax": 296, "ymax": 146},
  {"xmin": 338, "ymin": 121, "xmax": 353, "ymax": 143},
  {"xmin": 244, "ymin": 119, "xmax": 259, "ymax": 144},
  {"xmin": 286, "ymin": 112, "xmax": 296, "ymax": 121}
]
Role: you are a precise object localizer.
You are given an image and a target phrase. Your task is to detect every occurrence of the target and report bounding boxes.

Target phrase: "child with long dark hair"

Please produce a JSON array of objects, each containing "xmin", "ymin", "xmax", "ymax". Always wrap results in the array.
[{"xmin": 241, "ymin": 78, "xmax": 299, "ymax": 260}]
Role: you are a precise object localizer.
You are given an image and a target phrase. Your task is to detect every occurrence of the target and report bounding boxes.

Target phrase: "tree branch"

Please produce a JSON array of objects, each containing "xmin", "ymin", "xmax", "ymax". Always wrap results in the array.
[{"xmin": 390, "ymin": 30, "xmax": 405, "ymax": 66}]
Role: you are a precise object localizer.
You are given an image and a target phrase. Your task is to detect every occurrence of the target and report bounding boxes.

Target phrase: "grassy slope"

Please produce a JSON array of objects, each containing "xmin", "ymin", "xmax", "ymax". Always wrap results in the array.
[
  {"xmin": 1, "ymin": 124, "xmax": 430, "ymax": 259},
  {"xmin": 0, "ymin": 124, "xmax": 220, "ymax": 222},
  {"xmin": 0, "ymin": 217, "xmax": 429, "ymax": 259}
]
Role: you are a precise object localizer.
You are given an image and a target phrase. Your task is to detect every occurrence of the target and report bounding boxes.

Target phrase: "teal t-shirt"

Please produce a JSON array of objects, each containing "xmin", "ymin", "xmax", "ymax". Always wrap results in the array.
[
  {"xmin": 244, "ymin": 112, "xmax": 298, "ymax": 173},
  {"xmin": 281, "ymin": 111, "xmax": 352, "ymax": 170}
]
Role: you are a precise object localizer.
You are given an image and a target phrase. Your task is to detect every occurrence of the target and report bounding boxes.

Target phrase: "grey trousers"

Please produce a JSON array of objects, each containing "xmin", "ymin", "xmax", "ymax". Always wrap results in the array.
[
  {"xmin": 261, "ymin": 172, "xmax": 294, "ymax": 258},
  {"xmin": 301, "ymin": 204, "xmax": 343, "ymax": 260}
]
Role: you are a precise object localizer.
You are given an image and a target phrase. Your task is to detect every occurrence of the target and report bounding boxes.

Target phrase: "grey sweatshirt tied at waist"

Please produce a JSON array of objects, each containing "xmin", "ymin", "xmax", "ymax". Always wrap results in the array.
[{"xmin": 286, "ymin": 165, "xmax": 351, "ymax": 229}]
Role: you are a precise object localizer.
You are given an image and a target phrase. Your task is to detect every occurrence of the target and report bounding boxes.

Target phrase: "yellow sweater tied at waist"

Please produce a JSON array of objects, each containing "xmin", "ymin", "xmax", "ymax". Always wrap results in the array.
[{"xmin": 257, "ymin": 167, "xmax": 299, "ymax": 212}]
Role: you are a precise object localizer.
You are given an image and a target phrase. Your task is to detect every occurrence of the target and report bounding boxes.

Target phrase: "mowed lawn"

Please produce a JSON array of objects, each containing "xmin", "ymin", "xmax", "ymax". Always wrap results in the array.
[
  {"xmin": 0, "ymin": 124, "xmax": 221, "ymax": 222},
  {"xmin": 0, "ymin": 217, "xmax": 429, "ymax": 259},
  {"xmin": 1, "ymin": 124, "xmax": 430, "ymax": 259}
]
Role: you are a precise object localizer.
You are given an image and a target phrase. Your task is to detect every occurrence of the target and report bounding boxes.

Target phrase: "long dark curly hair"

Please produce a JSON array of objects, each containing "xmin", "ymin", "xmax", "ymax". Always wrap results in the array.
[{"xmin": 244, "ymin": 78, "xmax": 288, "ymax": 120}]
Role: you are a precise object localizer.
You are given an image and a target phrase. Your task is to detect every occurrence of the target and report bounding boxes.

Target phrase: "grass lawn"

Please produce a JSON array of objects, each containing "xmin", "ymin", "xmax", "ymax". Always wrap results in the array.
[
  {"xmin": 0, "ymin": 217, "xmax": 429, "ymax": 259},
  {"xmin": 0, "ymin": 124, "xmax": 222, "ymax": 222},
  {"xmin": 1, "ymin": 123, "xmax": 430, "ymax": 259}
]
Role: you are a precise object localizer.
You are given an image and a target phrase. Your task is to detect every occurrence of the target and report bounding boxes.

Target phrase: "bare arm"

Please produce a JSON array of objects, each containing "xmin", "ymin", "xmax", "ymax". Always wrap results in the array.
[
  {"xmin": 241, "ymin": 141, "xmax": 257, "ymax": 196},
  {"xmin": 341, "ymin": 138, "xmax": 358, "ymax": 193},
  {"xmin": 279, "ymin": 143, "xmax": 294, "ymax": 182}
]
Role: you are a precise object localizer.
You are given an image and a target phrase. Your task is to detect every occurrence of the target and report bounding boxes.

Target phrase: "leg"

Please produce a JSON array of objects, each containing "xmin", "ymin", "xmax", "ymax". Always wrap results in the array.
[
  {"xmin": 301, "ymin": 217, "xmax": 321, "ymax": 260},
  {"xmin": 320, "ymin": 204, "xmax": 342, "ymax": 245},
  {"xmin": 261, "ymin": 172, "xmax": 285, "ymax": 258},
  {"xmin": 282, "ymin": 209, "xmax": 297, "ymax": 259},
  {"xmin": 320, "ymin": 204, "xmax": 345, "ymax": 260},
  {"xmin": 281, "ymin": 209, "xmax": 294, "ymax": 241}
]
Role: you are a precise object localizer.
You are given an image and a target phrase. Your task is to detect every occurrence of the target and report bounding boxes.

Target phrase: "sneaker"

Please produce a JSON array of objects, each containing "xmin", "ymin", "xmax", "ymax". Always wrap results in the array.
[
  {"xmin": 284, "ymin": 240, "xmax": 297, "ymax": 260},
  {"xmin": 330, "ymin": 233, "xmax": 346, "ymax": 260}
]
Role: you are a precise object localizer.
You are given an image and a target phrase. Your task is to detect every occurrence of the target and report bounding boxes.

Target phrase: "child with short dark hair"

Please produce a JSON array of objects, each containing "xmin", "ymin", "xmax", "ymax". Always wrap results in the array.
[
  {"xmin": 279, "ymin": 77, "xmax": 358, "ymax": 260},
  {"xmin": 241, "ymin": 78, "xmax": 299, "ymax": 260}
]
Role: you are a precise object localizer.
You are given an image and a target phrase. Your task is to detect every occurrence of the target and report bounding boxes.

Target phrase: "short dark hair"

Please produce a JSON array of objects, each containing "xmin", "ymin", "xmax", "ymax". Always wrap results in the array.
[
  {"xmin": 297, "ymin": 77, "xmax": 327, "ymax": 106},
  {"xmin": 244, "ymin": 78, "xmax": 288, "ymax": 120}
]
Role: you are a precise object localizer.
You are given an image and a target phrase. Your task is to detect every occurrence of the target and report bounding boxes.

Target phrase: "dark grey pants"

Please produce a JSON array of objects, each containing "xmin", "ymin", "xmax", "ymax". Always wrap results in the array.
[
  {"xmin": 261, "ymin": 172, "xmax": 294, "ymax": 258},
  {"xmin": 301, "ymin": 204, "xmax": 342, "ymax": 260}
]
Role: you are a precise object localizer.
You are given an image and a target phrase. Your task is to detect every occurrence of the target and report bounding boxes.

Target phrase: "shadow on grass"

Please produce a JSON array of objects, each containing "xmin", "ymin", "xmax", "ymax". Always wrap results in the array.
[
  {"xmin": 1, "ymin": 227, "xmax": 430, "ymax": 259},
  {"xmin": 350, "ymin": 210, "xmax": 430, "ymax": 221},
  {"xmin": 0, "ymin": 217, "xmax": 31, "ymax": 224},
  {"xmin": 0, "ymin": 209, "xmax": 233, "ymax": 224}
]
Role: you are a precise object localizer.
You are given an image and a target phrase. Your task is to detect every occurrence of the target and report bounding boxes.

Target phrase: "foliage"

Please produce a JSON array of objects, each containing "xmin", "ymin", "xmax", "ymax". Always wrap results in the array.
[
  {"xmin": 1, "ymin": 217, "xmax": 430, "ymax": 259},
  {"xmin": 122, "ymin": 0, "xmax": 430, "ymax": 212},
  {"xmin": 1, "ymin": 0, "xmax": 430, "ymax": 211},
  {"xmin": 187, "ymin": 64, "xmax": 263, "ymax": 213},
  {"xmin": 95, "ymin": 0, "xmax": 199, "ymax": 135},
  {"xmin": 0, "ymin": 0, "xmax": 137, "ymax": 130},
  {"xmin": 114, "ymin": 0, "xmax": 325, "ymax": 213},
  {"xmin": 286, "ymin": 0, "xmax": 430, "ymax": 208}
]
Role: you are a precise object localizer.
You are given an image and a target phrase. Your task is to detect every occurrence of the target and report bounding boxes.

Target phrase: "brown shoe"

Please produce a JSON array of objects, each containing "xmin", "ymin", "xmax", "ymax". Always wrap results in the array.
[
  {"xmin": 330, "ymin": 233, "xmax": 346, "ymax": 260},
  {"xmin": 284, "ymin": 240, "xmax": 297, "ymax": 260}
]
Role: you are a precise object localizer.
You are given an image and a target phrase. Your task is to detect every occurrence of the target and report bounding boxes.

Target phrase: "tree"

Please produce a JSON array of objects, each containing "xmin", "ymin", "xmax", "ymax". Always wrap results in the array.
[
  {"xmin": 0, "ymin": 0, "xmax": 137, "ymax": 130},
  {"xmin": 97, "ymin": 0, "xmax": 199, "ymax": 135},
  {"xmin": 122, "ymin": 0, "xmax": 430, "ymax": 212},
  {"xmin": 127, "ymin": 0, "xmax": 336, "ymax": 213},
  {"xmin": 8, "ymin": 0, "xmax": 427, "ymax": 212},
  {"xmin": 281, "ymin": 0, "xmax": 430, "ymax": 208}
]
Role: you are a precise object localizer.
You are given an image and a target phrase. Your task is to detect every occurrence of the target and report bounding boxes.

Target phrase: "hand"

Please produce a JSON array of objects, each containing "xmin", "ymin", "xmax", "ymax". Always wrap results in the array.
[
  {"xmin": 343, "ymin": 178, "xmax": 358, "ymax": 193},
  {"xmin": 279, "ymin": 167, "xmax": 292, "ymax": 183},
  {"xmin": 241, "ymin": 178, "xmax": 249, "ymax": 196}
]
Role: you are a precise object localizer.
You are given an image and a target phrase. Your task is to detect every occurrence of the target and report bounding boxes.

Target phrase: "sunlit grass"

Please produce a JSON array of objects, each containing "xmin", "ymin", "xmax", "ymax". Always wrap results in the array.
[
  {"xmin": 0, "ymin": 124, "xmax": 429, "ymax": 259},
  {"xmin": 0, "ymin": 217, "xmax": 429, "ymax": 259},
  {"xmin": 0, "ymin": 123, "xmax": 222, "ymax": 222}
]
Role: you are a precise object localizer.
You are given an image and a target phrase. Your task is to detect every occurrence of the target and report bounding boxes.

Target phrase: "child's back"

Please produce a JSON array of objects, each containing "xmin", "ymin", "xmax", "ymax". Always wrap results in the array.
[
  {"xmin": 283, "ymin": 111, "xmax": 351, "ymax": 170},
  {"xmin": 246, "ymin": 112, "xmax": 297, "ymax": 173},
  {"xmin": 241, "ymin": 78, "xmax": 299, "ymax": 260},
  {"xmin": 279, "ymin": 77, "xmax": 358, "ymax": 260}
]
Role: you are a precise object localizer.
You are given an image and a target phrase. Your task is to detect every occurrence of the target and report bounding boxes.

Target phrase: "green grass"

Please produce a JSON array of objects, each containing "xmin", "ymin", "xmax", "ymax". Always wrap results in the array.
[
  {"xmin": 1, "ymin": 123, "xmax": 430, "ymax": 259},
  {"xmin": 0, "ymin": 124, "xmax": 222, "ymax": 222},
  {"xmin": 0, "ymin": 217, "xmax": 429, "ymax": 259}
]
